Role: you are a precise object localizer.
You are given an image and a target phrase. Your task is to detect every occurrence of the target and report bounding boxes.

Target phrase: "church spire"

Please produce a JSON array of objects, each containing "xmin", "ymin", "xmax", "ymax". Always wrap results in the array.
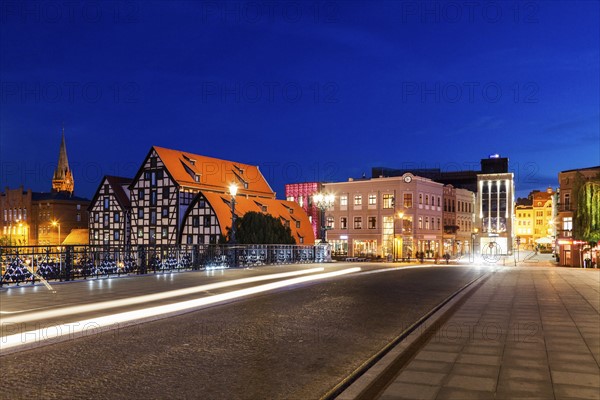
[{"xmin": 52, "ymin": 125, "xmax": 75, "ymax": 194}]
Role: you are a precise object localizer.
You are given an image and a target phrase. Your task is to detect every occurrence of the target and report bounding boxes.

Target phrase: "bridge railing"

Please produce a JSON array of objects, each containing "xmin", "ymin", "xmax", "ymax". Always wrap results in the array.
[{"xmin": 0, "ymin": 243, "xmax": 331, "ymax": 287}]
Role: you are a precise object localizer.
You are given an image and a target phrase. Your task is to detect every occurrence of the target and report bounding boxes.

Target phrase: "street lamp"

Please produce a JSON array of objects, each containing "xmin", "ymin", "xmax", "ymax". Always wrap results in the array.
[
  {"xmin": 52, "ymin": 220, "xmax": 62, "ymax": 277},
  {"xmin": 313, "ymin": 192, "xmax": 335, "ymax": 243},
  {"xmin": 470, "ymin": 227, "xmax": 479, "ymax": 263},
  {"xmin": 395, "ymin": 212, "xmax": 405, "ymax": 261},
  {"xmin": 228, "ymin": 184, "xmax": 238, "ymax": 244}
]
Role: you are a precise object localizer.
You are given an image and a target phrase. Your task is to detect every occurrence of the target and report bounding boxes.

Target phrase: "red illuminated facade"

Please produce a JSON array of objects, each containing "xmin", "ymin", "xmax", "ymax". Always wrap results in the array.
[{"xmin": 285, "ymin": 182, "xmax": 323, "ymax": 241}]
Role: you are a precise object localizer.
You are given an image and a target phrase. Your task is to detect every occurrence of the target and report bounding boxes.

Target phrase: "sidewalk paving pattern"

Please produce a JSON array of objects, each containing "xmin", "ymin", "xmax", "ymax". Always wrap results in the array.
[{"xmin": 379, "ymin": 267, "xmax": 600, "ymax": 400}]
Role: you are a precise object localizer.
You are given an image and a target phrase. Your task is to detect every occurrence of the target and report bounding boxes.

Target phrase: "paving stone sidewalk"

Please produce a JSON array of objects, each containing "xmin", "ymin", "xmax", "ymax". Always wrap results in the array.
[{"xmin": 379, "ymin": 267, "xmax": 600, "ymax": 400}]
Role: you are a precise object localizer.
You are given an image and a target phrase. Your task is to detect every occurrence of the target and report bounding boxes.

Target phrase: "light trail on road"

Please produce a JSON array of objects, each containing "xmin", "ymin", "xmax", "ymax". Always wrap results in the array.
[
  {"xmin": 0, "ymin": 267, "xmax": 326, "ymax": 324},
  {"xmin": 0, "ymin": 267, "xmax": 361, "ymax": 354}
]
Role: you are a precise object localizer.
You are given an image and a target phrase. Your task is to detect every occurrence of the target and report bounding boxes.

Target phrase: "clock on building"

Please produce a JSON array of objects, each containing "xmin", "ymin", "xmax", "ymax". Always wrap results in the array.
[{"xmin": 403, "ymin": 175, "xmax": 412, "ymax": 183}]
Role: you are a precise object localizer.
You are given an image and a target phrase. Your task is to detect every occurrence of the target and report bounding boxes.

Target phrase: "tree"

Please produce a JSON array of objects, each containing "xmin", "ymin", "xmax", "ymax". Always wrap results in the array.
[
  {"xmin": 226, "ymin": 212, "xmax": 296, "ymax": 244},
  {"xmin": 574, "ymin": 180, "xmax": 600, "ymax": 244}
]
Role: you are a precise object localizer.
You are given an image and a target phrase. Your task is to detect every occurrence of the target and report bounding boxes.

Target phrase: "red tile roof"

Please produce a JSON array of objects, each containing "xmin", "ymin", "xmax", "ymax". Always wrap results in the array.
[
  {"xmin": 153, "ymin": 146, "xmax": 275, "ymax": 198},
  {"xmin": 201, "ymin": 192, "xmax": 315, "ymax": 244}
]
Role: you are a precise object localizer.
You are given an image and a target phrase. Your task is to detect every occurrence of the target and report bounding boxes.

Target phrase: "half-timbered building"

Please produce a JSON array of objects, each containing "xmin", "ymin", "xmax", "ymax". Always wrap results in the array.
[
  {"xmin": 88, "ymin": 146, "xmax": 314, "ymax": 246},
  {"xmin": 88, "ymin": 176, "xmax": 132, "ymax": 246}
]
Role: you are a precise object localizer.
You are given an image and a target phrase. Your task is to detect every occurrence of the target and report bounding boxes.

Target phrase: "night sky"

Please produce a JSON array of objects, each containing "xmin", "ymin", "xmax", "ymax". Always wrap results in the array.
[{"xmin": 1, "ymin": 1, "xmax": 598, "ymax": 200}]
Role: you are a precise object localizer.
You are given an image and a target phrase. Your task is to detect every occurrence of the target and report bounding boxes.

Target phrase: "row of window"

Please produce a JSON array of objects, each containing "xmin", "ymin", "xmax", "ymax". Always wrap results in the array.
[
  {"xmin": 93, "ymin": 230, "xmax": 121, "ymax": 241},
  {"xmin": 339, "ymin": 193, "xmax": 417, "ymax": 209},
  {"xmin": 443, "ymin": 199, "xmax": 473, "ymax": 213},
  {"xmin": 185, "ymin": 234, "xmax": 219, "ymax": 245},
  {"xmin": 122, "ymin": 187, "xmax": 173, "ymax": 207},
  {"xmin": 328, "ymin": 216, "xmax": 441, "ymax": 231},
  {"xmin": 2, "ymin": 226, "xmax": 27, "ymax": 235},
  {"xmin": 3, "ymin": 208, "xmax": 27, "ymax": 222}
]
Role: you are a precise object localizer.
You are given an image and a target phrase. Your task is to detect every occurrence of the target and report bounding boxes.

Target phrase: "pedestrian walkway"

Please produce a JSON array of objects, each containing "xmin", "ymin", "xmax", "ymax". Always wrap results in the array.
[{"xmin": 379, "ymin": 267, "xmax": 600, "ymax": 400}]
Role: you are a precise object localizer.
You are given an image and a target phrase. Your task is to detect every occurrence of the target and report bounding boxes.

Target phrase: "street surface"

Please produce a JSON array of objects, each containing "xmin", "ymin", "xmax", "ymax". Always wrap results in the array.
[{"xmin": 0, "ymin": 262, "xmax": 485, "ymax": 399}]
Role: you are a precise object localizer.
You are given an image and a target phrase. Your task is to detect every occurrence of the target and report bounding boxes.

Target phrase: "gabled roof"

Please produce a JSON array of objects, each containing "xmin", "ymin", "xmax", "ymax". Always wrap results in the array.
[
  {"xmin": 88, "ymin": 175, "xmax": 132, "ymax": 212},
  {"xmin": 200, "ymin": 191, "xmax": 315, "ymax": 244},
  {"xmin": 105, "ymin": 176, "xmax": 133, "ymax": 209},
  {"xmin": 153, "ymin": 146, "xmax": 275, "ymax": 198}
]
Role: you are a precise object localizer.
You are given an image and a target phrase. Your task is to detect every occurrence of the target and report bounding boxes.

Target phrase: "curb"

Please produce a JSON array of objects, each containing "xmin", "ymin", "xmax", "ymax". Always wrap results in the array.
[{"xmin": 323, "ymin": 269, "xmax": 494, "ymax": 400}]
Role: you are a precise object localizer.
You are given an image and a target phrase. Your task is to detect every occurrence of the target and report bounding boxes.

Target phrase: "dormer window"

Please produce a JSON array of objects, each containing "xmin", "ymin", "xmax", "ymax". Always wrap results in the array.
[
  {"xmin": 183, "ymin": 154, "xmax": 196, "ymax": 166},
  {"xmin": 194, "ymin": 174, "xmax": 200, "ymax": 182}
]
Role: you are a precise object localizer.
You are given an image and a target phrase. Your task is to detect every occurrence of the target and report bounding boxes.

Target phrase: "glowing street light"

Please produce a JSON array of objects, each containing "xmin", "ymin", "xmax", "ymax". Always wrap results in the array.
[
  {"xmin": 52, "ymin": 220, "xmax": 63, "ymax": 277},
  {"xmin": 51, "ymin": 220, "xmax": 61, "ymax": 246},
  {"xmin": 395, "ymin": 211, "xmax": 405, "ymax": 261},
  {"xmin": 470, "ymin": 227, "xmax": 479, "ymax": 263},
  {"xmin": 313, "ymin": 192, "xmax": 335, "ymax": 243},
  {"xmin": 229, "ymin": 184, "xmax": 238, "ymax": 245}
]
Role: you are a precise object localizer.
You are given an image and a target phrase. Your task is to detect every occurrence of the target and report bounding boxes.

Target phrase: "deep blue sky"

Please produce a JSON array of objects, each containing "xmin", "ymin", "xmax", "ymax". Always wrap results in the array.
[{"xmin": 1, "ymin": 0, "xmax": 598, "ymax": 199}]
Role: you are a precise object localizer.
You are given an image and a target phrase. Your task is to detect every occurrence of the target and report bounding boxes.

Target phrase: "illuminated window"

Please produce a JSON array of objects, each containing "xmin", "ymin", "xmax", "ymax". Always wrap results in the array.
[
  {"xmin": 368, "ymin": 194, "xmax": 377, "ymax": 205},
  {"xmin": 383, "ymin": 194, "xmax": 394, "ymax": 209},
  {"xmin": 425, "ymin": 195, "xmax": 429, "ymax": 205},
  {"xmin": 327, "ymin": 216, "xmax": 334, "ymax": 229},
  {"xmin": 419, "ymin": 194, "xmax": 423, "ymax": 204},
  {"xmin": 418, "ymin": 217, "xmax": 423, "ymax": 229},
  {"xmin": 425, "ymin": 217, "xmax": 429, "ymax": 230},
  {"xmin": 404, "ymin": 193, "xmax": 413, "ymax": 208},
  {"xmin": 354, "ymin": 195, "xmax": 362, "ymax": 206},
  {"xmin": 340, "ymin": 217, "xmax": 347, "ymax": 229},
  {"xmin": 340, "ymin": 196, "xmax": 348, "ymax": 206}
]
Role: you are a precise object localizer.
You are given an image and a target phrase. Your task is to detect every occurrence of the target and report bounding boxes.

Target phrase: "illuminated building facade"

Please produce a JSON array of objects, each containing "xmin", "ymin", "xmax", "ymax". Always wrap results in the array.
[
  {"xmin": 556, "ymin": 166, "xmax": 600, "ymax": 267},
  {"xmin": 531, "ymin": 188, "xmax": 555, "ymax": 245},
  {"xmin": 88, "ymin": 146, "xmax": 314, "ymax": 246},
  {"xmin": 476, "ymin": 158, "xmax": 515, "ymax": 255},
  {"xmin": 0, "ymin": 187, "xmax": 32, "ymax": 245},
  {"xmin": 515, "ymin": 202, "xmax": 534, "ymax": 247},
  {"xmin": 284, "ymin": 182, "xmax": 323, "ymax": 241},
  {"xmin": 442, "ymin": 185, "xmax": 476, "ymax": 256},
  {"xmin": 323, "ymin": 174, "xmax": 444, "ymax": 258},
  {"xmin": 1, "ymin": 131, "xmax": 89, "ymax": 245},
  {"xmin": 88, "ymin": 176, "xmax": 132, "ymax": 246}
]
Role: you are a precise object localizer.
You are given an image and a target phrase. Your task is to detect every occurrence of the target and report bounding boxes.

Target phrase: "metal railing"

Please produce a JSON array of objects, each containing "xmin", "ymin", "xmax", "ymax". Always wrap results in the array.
[{"xmin": 0, "ymin": 244, "xmax": 331, "ymax": 287}]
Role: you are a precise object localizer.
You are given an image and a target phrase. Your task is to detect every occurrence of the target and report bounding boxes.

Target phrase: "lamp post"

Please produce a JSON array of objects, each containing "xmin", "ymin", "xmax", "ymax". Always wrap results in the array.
[
  {"xmin": 228, "ymin": 184, "xmax": 238, "ymax": 244},
  {"xmin": 470, "ymin": 227, "xmax": 479, "ymax": 263},
  {"xmin": 52, "ymin": 220, "xmax": 62, "ymax": 278},
  {"xmin": 396, "ymin": 212, "xmax": 405, "ymax": 261},
  {"xmin": 313, "ymin": 192, "xmax": 335, "ymax": 243}
]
